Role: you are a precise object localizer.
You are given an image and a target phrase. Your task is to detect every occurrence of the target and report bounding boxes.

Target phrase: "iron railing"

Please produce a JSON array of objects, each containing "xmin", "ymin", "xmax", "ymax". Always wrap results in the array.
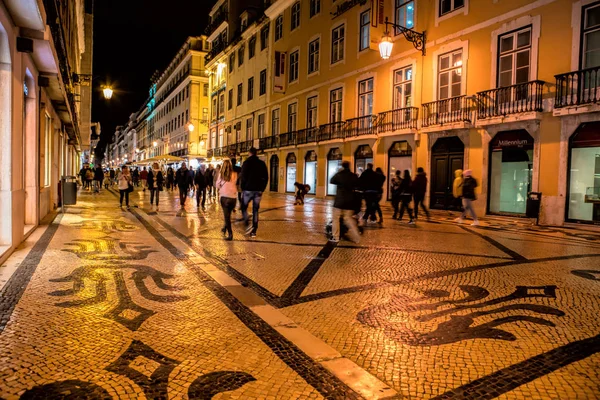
[
  {"xmin": 213, "ymin": 147, "xmax": 222, "ymax": 157},
  {"xmin": 259, "ymin": 135, "xmax": 279, "ymax": 150},
  {"xmin": 205, "ymin": 11, "xmax": 228, "ymax": 36},
  {"xmin": 378, "ymin": 107, "xmax": 419, "ymax": 132},
  {"xmin": 205, "ymin": 40, "xmax": 227, "ymax": 62},
  {"xmin": 555, "ymin": 66, "xmax": 600, "ymax": 108},
  {"xmin": 318, "ymin": 121, "xmax": 346, "ymax": 141},
  {"xmin": 207, "ymin": 149, "xmax": 214, "ymax": 158},
  {"xmin": 345, "ymin": 115, "xmax": 378, "ymax": 137},
  {"xmin": 279, "ymin": 131, "xmax": 297, "ymax": 147},
  {"xmin": 422, "ymin": 96, "xmax": 474, "ymax": 127},
  {"xmin": 297, "ymin": 127, "xmax": 319, "ymax": 144},
  {"xmin": 240, "ymin": 140, "xmax": 253, "ymax": 153},
  {"xmin": 477, "ymin": 80, "xmax": 544, "ymax": 118}
]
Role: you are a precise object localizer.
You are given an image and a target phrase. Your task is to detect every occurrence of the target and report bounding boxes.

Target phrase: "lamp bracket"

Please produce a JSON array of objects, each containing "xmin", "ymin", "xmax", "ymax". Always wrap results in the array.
[{"xmin": 383, "ymin": 17, "xmax": 426, "ymax": 56}]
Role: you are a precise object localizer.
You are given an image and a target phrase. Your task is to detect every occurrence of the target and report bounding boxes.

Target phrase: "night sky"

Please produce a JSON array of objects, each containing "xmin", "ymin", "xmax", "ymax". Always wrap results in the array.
[{"xmin": 91, "ymin": 0, "xmax": 210, "ymax": 154}]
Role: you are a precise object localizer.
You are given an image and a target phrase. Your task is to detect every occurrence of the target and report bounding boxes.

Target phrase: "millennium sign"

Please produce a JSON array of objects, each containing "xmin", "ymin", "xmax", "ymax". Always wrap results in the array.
[{"xmin": 331, "ymin": 0, "xmax": 368, "ymax": 18}]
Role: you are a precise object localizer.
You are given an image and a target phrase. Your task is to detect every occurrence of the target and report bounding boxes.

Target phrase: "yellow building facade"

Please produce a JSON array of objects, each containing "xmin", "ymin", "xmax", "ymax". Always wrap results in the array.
[{"xmin": 206, "ymin": 0, "xmax": 600, "ymax": 226}]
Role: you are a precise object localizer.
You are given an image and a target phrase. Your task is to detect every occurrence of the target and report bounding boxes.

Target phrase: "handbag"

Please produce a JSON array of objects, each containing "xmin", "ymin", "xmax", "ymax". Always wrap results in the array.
[{"xmin": 127, "ymin": 182, "xmax": 134, "ymax": 193}]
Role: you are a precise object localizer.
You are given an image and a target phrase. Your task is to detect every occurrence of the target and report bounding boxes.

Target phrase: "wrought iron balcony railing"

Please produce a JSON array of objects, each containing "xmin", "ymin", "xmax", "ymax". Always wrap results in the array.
[
  {"xmin": 213, "ymin": 147, "xmax": 222, "ymax": 157},
  {"xmin": 279, "ymin": 131, "xmax": 297, "ymax": 147},
  {"xmin": 378, "ymin": 107, "xmax": 419, "ymax": 132},
  {"xmin": 205, "ymin": 11, "xmax": 228, "ymax": 36},
  {"xmin": 318, "ymin": 121, "xmax": 346, "ymax": 141},
  {"xmin": 422, "ymin": 96, "xmax": 474, "ymax": 127},
  {"xmin": 345, "ymin": 115, "xmax": 378, "ymax": 137},
  {"xmin": 205, "ymin": 40, "xmax": 228, "ymax": 63},
  {"xmin": 555, "ymin": 66, "xmax": 600, "ymax": 108},
  {"xmin": 239, "ymin": 140, "xmax": 253, "ymax": 153},
  {"xmin": 297, "ymin": 127, "xmax": 319, "ymax": 144},
  {"xmin": 207, "ymin": 149, "xmax": 214, "ymax": 158},
  {"xmin": 477, "ymin": 80, "xmax": 544, "ymax": 118},
  {"xmin": 259, "ymin": 135, "xmax": 279, "ymax": 150}
]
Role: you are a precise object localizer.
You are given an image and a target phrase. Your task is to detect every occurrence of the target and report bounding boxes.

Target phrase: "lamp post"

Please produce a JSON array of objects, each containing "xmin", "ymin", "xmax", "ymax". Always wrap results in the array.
[
  {"xmin": 378, "ymin": 17, "xmax": 426, "ymax": 59},
  {"xmin": 102, "ymin": 86, "xmax": 114, "ymax": 99}
]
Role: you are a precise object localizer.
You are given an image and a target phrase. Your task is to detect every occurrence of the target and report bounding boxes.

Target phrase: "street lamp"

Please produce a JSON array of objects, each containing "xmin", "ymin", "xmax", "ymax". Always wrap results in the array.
[
  {"xmin": 188, "ymin": 122, "xmax": 195, "ymax": 132},
  {"xmin": 153, "ymin": 141, "xmax": 158, "ymax": 147},
  {"xmin": 103, "ymin": 86, "xmax": 114, "ymax": 99},
  {"xmin": 379, "ymin": 17, "xmax": 426, "ymax": 58}
]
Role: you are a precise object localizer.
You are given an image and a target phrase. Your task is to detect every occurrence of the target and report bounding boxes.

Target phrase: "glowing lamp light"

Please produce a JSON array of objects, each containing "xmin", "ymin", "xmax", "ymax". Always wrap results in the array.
[
  {"xmin": 199, "ymin": 140, "xmax": 205, "ymax": 146},
  {"xmin": 103, "ymin": 86, "xmax": 114, "ymax": 99},
  {"xmin": 153, "ymin": 141, "xmax": 158, "ymax": 147},
  {"xmin": 188, "ymin": 123, "xmax": 195, "ymax": 132},
  {"xmin": 379, "ymin": 33, "xmax": 394, "ymax": 60}
]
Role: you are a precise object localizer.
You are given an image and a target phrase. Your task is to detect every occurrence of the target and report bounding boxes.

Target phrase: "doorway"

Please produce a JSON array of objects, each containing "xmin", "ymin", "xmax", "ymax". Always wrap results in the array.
[
  {"xmin": 327, "ymin": 148, "xmax": 342, "ymax": 196},
  {"xmin": 430, "ymin": 136, "xmax": 464, "ymax": 210},
  {"xmin": 270, "ymin": 154, "xmax": 279, "ymax": 192},
  {"xmin": 387, "ymin": 141, "xmax": 412, "ymax": 200},
  {"xmin": 286, "ymin": 152, "xmax": 297, "ymax": 193},
  {"xmin": 304, "ymin": 151, "xmax": 317, "ymax": 195}
]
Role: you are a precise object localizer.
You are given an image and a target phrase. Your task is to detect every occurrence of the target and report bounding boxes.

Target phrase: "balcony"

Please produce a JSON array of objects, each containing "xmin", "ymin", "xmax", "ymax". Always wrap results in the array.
[
  {"xmin": 205, "ymin": 40, "xmax": 227, "ymax": 63},
  {"xmin": 205, "ymin": 11, "xmax": 228, "ymax": 38},
  {"xmin": 477, "ymin": 81, "xmax": 544, "ymax": 119},
  {"xmin": 259, "ymin": 135, "xmax": 279, "ymax": 150},
  {"xmin": 297, "ymin": 127, "xmax": 319, "ymax": 144},
  {"xmin": 345, "ymin": 115, "xmax": 378, "ymax": 137},
  {"xmin": 422, "ymin": 96, "xmax": 474, "ymax": 127},
  {"xmin": 318, "ymin": 121, "xmax": 346, "ymax": 141},
  {"xmin": 378, "ymin": 107, "xmax": 419, "ymax": 133},
  {"xmin": 555, "ymin": 66, "xmax": 600, "ymax": 109},
  {"xmin": 279, "ymin": 131, "xmax": 297, "ymax": 147},
  {"xmin": 239, "ymin": 140, "xmax": 253, "ymax": 153},
  {"xmin": 213, "ymin": 147, "xmax": 223, "ymax": 157},
  {"xmin": 207, "ymin": 149, "xmax": 214, "ymax": 158}
]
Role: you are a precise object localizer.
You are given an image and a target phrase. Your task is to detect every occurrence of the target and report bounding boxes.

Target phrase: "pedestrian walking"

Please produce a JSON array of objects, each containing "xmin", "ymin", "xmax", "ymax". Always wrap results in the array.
[
  {"xmin": 103, "ymin": 169, "xmax": 111, "ymax": 189},
  {"xmin": 175, "ymin": 163, "xmax": 193, "ymax": 209},
  {"xmin": 85, "ymin": 166, "xmax": 94, "ymax": 190},
  {"xmin": 147, "ymin": 163, "xmax": 163, "ymax": 210},
  {"xmin": 413, "ymin": 167, "xmax": 430, "ymax": 221},
  {"xmin": 294, "ymin": 182, "xmax": 309, "ymax": 205},
  {"xmin": 214, "ymin": 164, "xmax": 221, "ymax": 198},
  {"xmin": 195, "ymin": 165, "xmax": 207, "ymax": 209},
  {"xmin": 452, "ymin": 168, "xmax": 464, "ymax": 211},
  {"xmin": 240, "ymin": 147, "xmax": 268, "ymax": 237},
  {"xmin": 118, "ymin": 166, "xmax": 133, "ymax": 210},
  {"xmin": 397, "ymin": 170, "xmax": 415, "ymax": 224},
  {"xmin": 109, "ymin": 168, "xmax": 115, "ymax": 185},
  {"xmin": 79, "ymin": 164, "xmax": 87, "ymax": 188},
  {"xmin": 204, "ymin": 165, "xmax": 215, "ymax": 197},
  {"xmin": 391, "ymin": 170, "xmax": 402, "ymax": 219},
  {"xmin": 166, "ymin": 167, "xmax": 174, "ymax": 191},
  {"xmin": 140, "ymin": 167, "xmax": 148, "ymax": 192},
  {"xmin": 329, "ymin": 161, "xmax": 361, "ymax": 243},
  {"xmin": 373, "ymin": 167, "xmax": 386, "ymax": 223},
  {"xmin": 132, "ymin": 168, "xmax": 140, "ymax": 187},
  {"xmin": 215, "ymin": 159, "xmax": 238, "ymax": 241},
  {"xmin": 456, "ymin": 169, "xmax": 479, "ymax": 225},
  {"xmin": 93, "ymin": 165, "xmax": 103, "ymax": 193},
  {"xmin": 358, "ymin": 163, "xmax": 378, "ymax": 224}
]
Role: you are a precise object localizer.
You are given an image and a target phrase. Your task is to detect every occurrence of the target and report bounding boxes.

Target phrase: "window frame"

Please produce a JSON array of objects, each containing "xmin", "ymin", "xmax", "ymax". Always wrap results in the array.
[
  {"xmin": 395, "ymin": 0, "xmax": 415, "ymax": 33},
  {"xmin": 228, "ymin": 88, "xmax": 233, "ymax": 110},
  {"xmin": 238, "ymin": 45, "xmax": 245, "ymax": 67},
  {"xmin": 288, "ymin": 102, "xmax": 298, "ymax": 132},
  {"xmin": 248, "ymin": 77, "xmax": 255, "ymax": 101},
  {"xmin": 308, "ymin": 38, "xmax": 320, "ymax": 75},
  {"xmin": 275, "ymin": 15, "xmax": 284, "ymax": 41},
  {"xmin": 258, "ymin": 113, "xmax": 266, "ymax": 139},
  {"xmin": 331, "ymin": 24, "xmax": 345, "ymax": 64},
  {"xmin": 272, "ymin": 108, "xmax": 281, "ymax": 137},
  {"xmin": 289, "ymin": 50, "xmax": 299, "ymax": 83},
  {"xmin": 358, "ymin": 78, "xmax": 374, "ymax": 117},
  {"xmin": 437, "ymin": 49, "xmax": 463, "ymax": 100},
  {"xmin": 439, "ymin": 0, "xmax": 464, "ymax": 17},
  {"xmin": 310, "ymin": 0, "xmax": 321, "ymax": 18},
  {"xmin": 330, "ymin": 88, "xmax": 343, "ymax": 123},
  {"xmin": 259, "ymin": 69, "xmax": 267, "ymax": 95},
  {"xmin": 291, "ymin": 2, "xmax": 301, "ymax": 31},
  {"xmin": 496, "ymin": 26, "xmax": 532, "ymax": 88},
  {"xmin": 237, "ymin": 83, "xmax": 243, "ymax": 106},
  {"xmin": 260, "ymin": 25, "xmax": 270, "ymax": 50},
  {"xmin": 393, "ymin": 66, "xmax": 413, "ymax": 109},
  {"xmin": 307, "ymin": 96, "xmax": 318, "ymax": 128},
  {"xmin": 359, "ymin": 10, "xmax": 370, "ymax": 51},
  {"xmin": 249, "ymin": 36, "xmax": 257, "ymax": 59},
  {"xmin": 229, "ymin": 53, "xmax": 235, "ymax": 73},
  {"xmin": 246, "ymin": 117, "xmax": 254, "ymax": 141},
  {"xmin": 581, "ymin": 2, "xmax": 600, "ymax": 69}
]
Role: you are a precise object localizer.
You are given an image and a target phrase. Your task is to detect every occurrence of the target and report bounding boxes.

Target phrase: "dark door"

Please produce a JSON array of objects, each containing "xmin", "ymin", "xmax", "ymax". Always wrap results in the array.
[
  {"xmin": 430, "ymin": 137, "xmax": 464, "ymax": 210},
  {"xmin": 270, "ymin": 155, "xmax": 279, "ymax": 192}
]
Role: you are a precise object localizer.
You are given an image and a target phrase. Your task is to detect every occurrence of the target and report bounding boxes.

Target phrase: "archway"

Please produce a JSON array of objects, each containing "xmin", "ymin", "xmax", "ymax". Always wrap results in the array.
[
  {"xmin": 0, "ymin": 20, "xmax": 11, "ymax": 246},
  {"xmin": 388, "ymin": 141, "xmax": 412, "ymax": 200},
  {"xmin": 326, "ymin": 148, "xmax": 342, "ymax": 196},
  {"xmin": 304, "ymin": 151, "xmax": 317, "ymax": 195},
  {"xmin": 354, "ymin": 144, "xmax": 373, "ymax": 177},
  {"xmin": 285, "ymin": 153, "xmax": 297, "ymax": 193},
  {"xmin": 430, "ymin": 136, "xmax": 464, "ymax": 210},
  {"xmin": 269, "ymin": 154, "xmax": 279, "ymax": 192}
]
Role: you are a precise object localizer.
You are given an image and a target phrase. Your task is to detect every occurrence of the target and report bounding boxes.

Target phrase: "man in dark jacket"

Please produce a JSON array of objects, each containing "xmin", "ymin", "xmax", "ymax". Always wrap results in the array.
[
  {"xmin": 358, "ymin": 163, "xmax": 380, "ymax": 224},
  {"xmin": 457, "ymin": 169, "xmax": 479, "ymax": 226},
  {"xmin": 195, "ymin": 165, "xmax": 207, "ymax": 209},
  {"xmin": 412, "ymin": 167, "xmax": 430, "ymax": 220},
  {"xmin": 175, "ymin": 163, "xmax": 193, "ymax": 208},
  {"xmin": 93, "ymin": 166, "xmax": 104, "ymax": 193},
  {"xmin": 240, "ymin": 147, "xmax": 268, "ymax": 237},
  {"xmin": 330, "ymin": 161, "xmax": 361, "ymax": 243}
]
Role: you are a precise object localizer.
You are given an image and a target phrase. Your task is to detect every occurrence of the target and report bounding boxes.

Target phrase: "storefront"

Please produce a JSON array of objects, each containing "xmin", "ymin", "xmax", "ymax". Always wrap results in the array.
[
  {"xmin": 304, "ymin": 151, "xmax": 317, "ymax": 194},
  {"xmin": 488, "ymin": 130, "xmax": 534, "ymax": 215},
  {"xmin": 388, "ymin": 141, "xmax": 412, "ymax": 200},
  {"xmin": 430, "ymin": 136, "xmax": 464, "ymax": 210},
  {"xmin": 327, "ymin": 148, "xmax": 343, "ymax": 196},
  {"xmin": 567, "ymin": 122, "xmax": 600, "ymax": 224},
  {"xmin": 270, "ymin": 155, "xmax": 279, "ymax": 192},
  {"xmin": 355, "ymin": 145, "xmax": 373, "ymax": 176},
  {"xmin": 286, "ymin": 153, "xmax": 297, "ymax": 193}
]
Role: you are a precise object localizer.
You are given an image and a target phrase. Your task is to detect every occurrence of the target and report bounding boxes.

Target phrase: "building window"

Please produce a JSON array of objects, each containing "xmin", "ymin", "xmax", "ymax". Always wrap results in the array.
[
  {"xmin": 248, "ymin": 77, "xmax": 254, "ymax": 101},
  {"xmin": 393, "ymin": 66, "xmax": 412, "ymax": 108},
  {"xmin": 358, "ymin": 78, "xmax": 374, "ymax": 116},
  {"xmin": 237, "ymin": 83, "xmax": 243, "ymax": 105},
  {"xmin": 212, "ymin": 97, "xmax": 218, "ymax": 119},
  {"xmin": 246, "ymin": 117, "xmax": 254, "ymax": 140},
  {"xmin": 272, "ymin": 108, "xmax": 280, "ymax": 137},
  {"xmin": 229, "ymin": 53, "xmax": 235, "ymax": 72},
  {"xmin": 288, "ymin": 103, "xmax": 297, "ymax": 131},
  {"xmin": 261, "ymin": 26, "xmax": 269, "ymax": 50},
  {"xmin": 439, "ymin": 0, "xmax": 464, "ymax": 17},
  {"xmin": 330, "ymin": 88, "xmax": 343, "ymax": 122},
  {"xmin": 331, "ymin": 24, "xmax": 345, "ymax": 63},
  {"xmin": 395, "ymin": 0, "xmax": 414, "ymax": 31},
  {"xmin": 438, "ymin": 49, "xmax": 462, "ymax": 99},
  {"xmin": 219, "ymin": 92, "xmax": 225, "ymax": 115},
  {"xmin": 289, "ymin": 50, "xmax": 299, "ymax": 82},
  {"xmin": 228, "ymin": 89, "xmax": 233, "ymax": 110},
  {"xmin": 259, "ymin": 69, "xmax": 267, "ymax": 95},
  {"xmin": 238, "ymin": 45, "xmax": 245, "ymax": 67},
  {"xmin": 258, "ymin": 114, "xmax": 266, "ymax": 138},
  {"xmin": 307, "ymin": 96, "xmax": 318, "ymax": 128},
  {"xmin": 498, "ymin": 27, "xmax": 531, "ymax": 88},
  {"xmin": 359, "ymin": 11, "xmax": 370, "ymax": 51},
  {"xmin": 275, "ymin": 15, "xmax": 283, "ymax": 41},
  {"xmin": 583, "ymin": 3, "xmax": 600, "ymax": 69},
  {"xmin": 310, "ymin": 0, "xmax": 320, "ymax": 17},
  {"xmin": 204, "ymin": 84, "xmax": 209, "ymax": 96},
  {"xmin": 308, "ymin": 38, "xmax": 320, "ymax": 74},
  {"xmin": 249, "ymin": 36, "xmax": 256, "ymax": 59},
  {"xmin": 291, "ymin": 2, "xmax": 301, "ymax": 30}
]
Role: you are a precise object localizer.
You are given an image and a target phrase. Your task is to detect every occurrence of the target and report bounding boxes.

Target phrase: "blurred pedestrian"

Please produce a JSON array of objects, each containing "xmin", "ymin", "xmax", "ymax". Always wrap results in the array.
[
  {"xmin": 452, "ymin": 168, "xmax": 464, "ymax": 212},
  {"xmin": 456, "ymin": 169, "xmax": 479, "ymax": 226},
  {"xmin": 240, "ymin": 147, "xmax": 268, "ymax": 238},
  {"xmin": 147, "ymin": 162, "xmax": 163, "ymax": 210},
  {"xmin": 216, "ymin": 159, "xmax": 238, "ymax": 241},
  {"xmin": 195, "ymin": 165, "xmax": 207, "ymax": 209},
  {"xmin": 132, "ymin": 168, "xmax": 140, "ymax": 187},
  {"xmin": 330, "ymin": 161, "xmax": 361, "ymax": 243},
  {"xmin": 294, "ymin": 182, "xmax": 309, "ymax": 205},
  {"xmin": 175, "ymin": 163, "xmax": 192, "ymax": 209},
  {"xmin": 391, "ymin": 170, "xmax": 402, "ymax": 220},
  {"xmin": 118, "ymin": 166, "xmax": 132, "ymax": 210},
  {"xmin": 373, "ymin": 167, "xmax": 386, "ymax": 224},
  {"xmin": 398, "ymin": 170, "xmax": 414, "ymax": 224},
  {"xmin": 413, "ymin": 167, "xmax": 430, "ymax": 221},
  {"xmin": 140, "ymin": 167, "xmax": 148, "ymax": 192},
  {"xmin": 358, "ymin": 163, "xmax": 379, "ymax": 224},
  {"xmin": 205, "ymin": 165, "xmax": 215, "ymax": 198},
  {"xmin": 93, "ymin": 165, "xmax": 103, "ymax": 193},
  {"xmin": 166, "ymin": 167, "xmax": 174, "ymax": 191},
  {"xmin": 103, "ymin": 169, "xmax": 111, "ymax": 189}
]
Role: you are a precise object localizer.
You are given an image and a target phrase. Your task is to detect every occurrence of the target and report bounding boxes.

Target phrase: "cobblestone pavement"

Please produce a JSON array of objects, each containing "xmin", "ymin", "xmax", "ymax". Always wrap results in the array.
[{"xmin": 1, "ymin": 187, "xmax": 599, "ymax": 399}]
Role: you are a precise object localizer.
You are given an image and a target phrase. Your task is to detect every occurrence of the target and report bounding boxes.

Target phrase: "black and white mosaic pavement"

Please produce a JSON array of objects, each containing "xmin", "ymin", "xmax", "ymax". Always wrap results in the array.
[{"xmin": 0, "ymin": 188, "xmax": 599, "ymax": 399}]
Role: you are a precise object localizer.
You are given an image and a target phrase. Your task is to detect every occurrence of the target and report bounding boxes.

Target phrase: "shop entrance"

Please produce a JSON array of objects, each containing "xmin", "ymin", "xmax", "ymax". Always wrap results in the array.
[
  {"xmin": 304, "ymin": 151, "xmax": 317, "ymax": 195},
  {"xmin": 286, "ymin": 153, "xmax": 297, "ymax": 193},
  {"xmin": 355, "ymin": 145, "xmax": 373, "ymax": 177},
  {"xmin": 430, "ymin": 136, "xmax": 464, "ymax": 210},
  {"xmin": 387, "ymin": 141, "xmax": 412, "ymax": 200},
  {"xmin": 270, "ymin": 154, "xmax": 279, "ymax": 192},
  {"xmin": 567, "ymin": 122, "xmax": 600, "ymax": 224},
  {"xmin": 327, "ymin": 148, "xmax": 342, "ymax": 196},
  {"xmin": 488, "ymin": 130, "xmax": 534, "ymax": 215}
]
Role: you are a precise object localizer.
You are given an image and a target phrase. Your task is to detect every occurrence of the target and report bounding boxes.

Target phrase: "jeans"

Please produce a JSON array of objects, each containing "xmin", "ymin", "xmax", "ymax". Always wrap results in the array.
[
  {"xmin": 178, "ymin": 186, "xmax": 188, "ymax": 207},
  {"xmin": 332, "ymin": 208, "xmax": 360, "ymax": 242},
  {"xmin": 362, "ymin": 191, "xmax": 379, "ymax": 221},
  {"xmin": 119, "ymin": 190, "xmax": 129, "ymax": 206},
  {"xmin": 392, "ymin": 194, "xmax": 401, "ymax": 218},
  {"xmin": 150, "ymin": 188, "xmax": 159, "ymax": 206},
  {"xmin": 461, "ymin": 198, "xmax": 478, "ymax": 221},
  {"xmin": 241, "ymin": 190, "xmax": 263, "ymax": 233},
  {"xmin": 413, "ymin": 195, "xmax": 430, "ymax": 219},
  {"xmin": 196, "ymin": 187, "xmax": 206, "ymax": 208},
  {"xmin": 399, "ymin": 195, "xmax": 414, "ymax": 221},
  {"xmin": 220, "ymin": 197, "xmax": 237, "ymax": 237}
]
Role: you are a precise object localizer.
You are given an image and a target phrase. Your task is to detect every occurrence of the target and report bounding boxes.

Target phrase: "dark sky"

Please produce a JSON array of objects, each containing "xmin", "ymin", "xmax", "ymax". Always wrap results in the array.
[{"xmin": 91, "ymin": 0, "xmax": 210, "ymax": 145}]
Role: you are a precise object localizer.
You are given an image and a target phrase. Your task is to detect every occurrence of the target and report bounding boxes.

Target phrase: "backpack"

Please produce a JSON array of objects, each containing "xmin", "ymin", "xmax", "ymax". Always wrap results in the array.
[{"xmin": 85, "ymin": 170, "xmax": 94, "ymax": 180}]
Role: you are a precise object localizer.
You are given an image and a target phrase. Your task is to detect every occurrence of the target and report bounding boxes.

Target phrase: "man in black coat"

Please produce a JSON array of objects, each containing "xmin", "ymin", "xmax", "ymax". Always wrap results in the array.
[
  {"xmin": 239, "ymin": 147, "xmax": 268, "ymax": 237},
  {"xmin": 330, "ymin": 161, "xmax": 361, "ymax": 243},
  {"xmin": 194, "ymin": 165, "xmax": 207, "ymax": 209},
  {"xmin": 358, "ymin": 163, "xmax": 380, "ymax": 224},
  {"xmin": 175, "ymin": 163, "xmax": 193, "ymax": 208}
]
